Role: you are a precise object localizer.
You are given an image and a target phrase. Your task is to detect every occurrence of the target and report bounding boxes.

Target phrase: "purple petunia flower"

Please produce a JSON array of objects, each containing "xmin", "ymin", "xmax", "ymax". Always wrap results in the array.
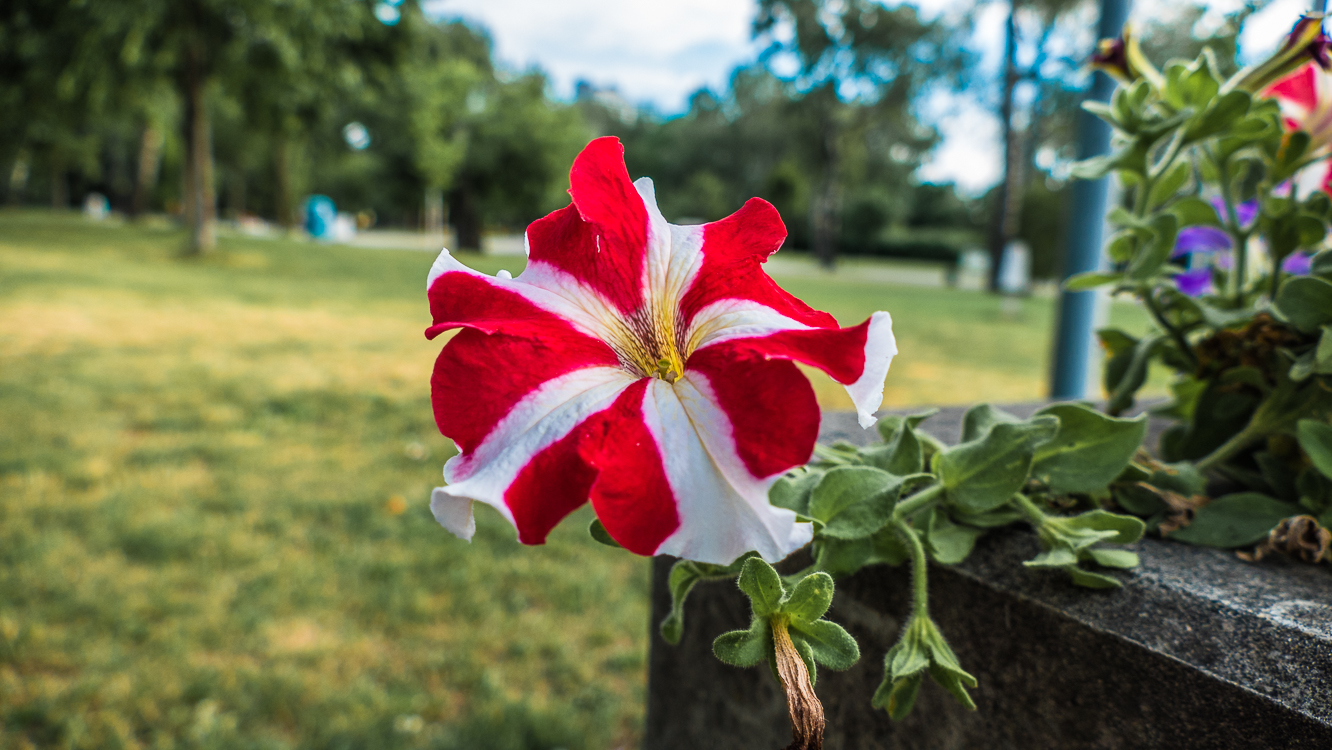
[
  {"xmin": 1174, "ymin": 268, "xmax": 1215, "ymax": 297},
  {"xmin": 1283, "ymin": 251, "xmax": 1315, "ymax": 275},
  {"xmin": 1173, "ymin": 226, "xmax": 1231, "ymax": 257},
  {"xmin": 1211, "ymin": 197, "xmax": 1258, "ymax": 228}
]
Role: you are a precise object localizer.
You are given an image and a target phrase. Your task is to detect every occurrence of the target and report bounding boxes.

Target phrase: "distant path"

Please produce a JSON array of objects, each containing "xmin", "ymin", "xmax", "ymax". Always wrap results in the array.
[{"xmin": 346, "ymin": 231, "xmax": 966, "ymax": 289}]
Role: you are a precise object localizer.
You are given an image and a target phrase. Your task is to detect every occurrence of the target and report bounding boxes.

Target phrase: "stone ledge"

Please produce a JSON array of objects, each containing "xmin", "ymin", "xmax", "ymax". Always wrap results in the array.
[{"xmin": 643, "ymin": 409, "xmax": 1332, "ymax": 749}]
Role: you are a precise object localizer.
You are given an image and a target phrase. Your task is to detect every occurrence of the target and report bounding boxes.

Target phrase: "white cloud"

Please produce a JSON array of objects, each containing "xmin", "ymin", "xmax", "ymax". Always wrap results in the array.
[
  {"xmin": 424, "ymin": 0, "xmax": 762, "ymax": 112},
  {"xmin": 916, "ymin": 90, "xmax": 1003, "ymax": 194}
]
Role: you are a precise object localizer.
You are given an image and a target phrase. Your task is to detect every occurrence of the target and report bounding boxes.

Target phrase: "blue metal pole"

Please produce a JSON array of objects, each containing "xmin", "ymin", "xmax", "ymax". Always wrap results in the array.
[{"xmin": 1049, "ymin": 0, "xmax": 1132, "ymax": 400}]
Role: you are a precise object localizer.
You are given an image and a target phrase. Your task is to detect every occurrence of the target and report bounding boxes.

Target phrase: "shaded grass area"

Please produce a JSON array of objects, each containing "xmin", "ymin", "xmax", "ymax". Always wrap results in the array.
[{"xmin": 0, "ymin": 210, "xmax": 1154, "ymax": 748}]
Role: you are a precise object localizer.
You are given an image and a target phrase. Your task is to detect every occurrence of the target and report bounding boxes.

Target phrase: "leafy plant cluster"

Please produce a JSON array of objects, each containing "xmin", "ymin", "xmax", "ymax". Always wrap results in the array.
[
  {"xmin": 1063, "ymin": 25, "xmax": 1332, "ymax": 553},
  {"xmin": 639, "ymin": 402, "xmax": 1151, "ymax": 718}
]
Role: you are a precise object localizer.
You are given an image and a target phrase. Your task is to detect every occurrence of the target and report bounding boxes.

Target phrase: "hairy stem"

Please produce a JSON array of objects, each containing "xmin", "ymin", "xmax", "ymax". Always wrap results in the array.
[
  {"xmin": 893, "ymin": 519, "xmax": 931, "ymax": 620},
  {"xmin": 892, "ymin": 483, "xmax": 944, "ymax": 522},
  {"xmin": 1196, "ymin": 423, "xmax": 1264, "ymax": 474},
  {"xmin": 772, "ymin": 619, "xmax": 824, "ymax": 750},
  {"xmin": 1011, "ymin": 493, "xmax": 1048, "ymax": 527}
]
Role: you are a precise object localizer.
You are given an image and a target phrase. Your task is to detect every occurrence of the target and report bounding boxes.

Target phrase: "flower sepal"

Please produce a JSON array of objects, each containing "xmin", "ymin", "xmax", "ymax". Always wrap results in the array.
[{"xmin": 871, "ymin": 614, "xmax": 976, "ymax": 720}]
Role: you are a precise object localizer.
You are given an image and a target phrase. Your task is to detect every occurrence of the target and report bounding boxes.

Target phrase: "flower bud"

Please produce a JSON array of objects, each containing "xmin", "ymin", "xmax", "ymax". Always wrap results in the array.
[
  {"xmin": 1090, "ymin": 25, "xmax": 1162, "ymax": 88},
  {"xmin": 1231, "ymin": 13, "xmax": 1330, "ymax": 93}
]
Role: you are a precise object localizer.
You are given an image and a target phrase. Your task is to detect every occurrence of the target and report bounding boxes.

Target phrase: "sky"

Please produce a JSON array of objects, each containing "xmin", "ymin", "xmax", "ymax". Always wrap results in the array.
[{"xmin": 424, "ymin": 0, "xmax": 1314, "ymax": 193}]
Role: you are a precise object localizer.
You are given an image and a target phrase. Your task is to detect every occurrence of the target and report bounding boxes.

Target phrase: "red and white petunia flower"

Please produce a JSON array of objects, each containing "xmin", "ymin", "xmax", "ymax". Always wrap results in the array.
[
  {"xmin": 1267, "ymin": 61, "xmax": 1332, "ymax": 194},
  {"xmin": 425, "ymin": 137, "xmax": 896, "ymax": 565}
]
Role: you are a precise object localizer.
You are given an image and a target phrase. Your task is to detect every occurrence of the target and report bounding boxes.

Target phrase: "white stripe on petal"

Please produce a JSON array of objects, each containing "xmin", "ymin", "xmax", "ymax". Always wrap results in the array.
[
  {"xmin": 430, "ymin": 487, "xmax": 477, "ymax": 541},
  {"xmin": 644, "ymin": 377, "xmax": 813, "ymax": 565},
  {"xmin": 846, "ymin": 311, "xmax": 898, "ymax": 428},
  {"xmin": 688, "ymin": 298, "xmax": 814, "ymax": 351},
  {"xmin": 437, "ymin": 367, "xmax": 638, "ymax": 531}
]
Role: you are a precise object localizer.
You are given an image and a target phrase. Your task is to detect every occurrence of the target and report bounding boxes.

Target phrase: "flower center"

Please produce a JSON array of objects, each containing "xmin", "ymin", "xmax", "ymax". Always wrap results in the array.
[{"xmin": 608, "ymin": 304, "xmax": 689, "ymax": 383}]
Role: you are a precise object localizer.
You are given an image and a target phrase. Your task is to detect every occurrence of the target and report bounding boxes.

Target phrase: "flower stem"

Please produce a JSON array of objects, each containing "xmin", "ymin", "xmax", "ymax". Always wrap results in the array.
[{"xmin": 893, "ymin": 518, "xmax": 931, "ymax": 620}]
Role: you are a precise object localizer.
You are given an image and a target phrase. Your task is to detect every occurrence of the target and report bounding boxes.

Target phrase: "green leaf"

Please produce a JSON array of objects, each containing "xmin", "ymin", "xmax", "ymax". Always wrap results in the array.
[
  {"xmin": 807, "ymin": 466, "xmax": 903, "ymax": 540},
  {"xmin": 737, "ymin": 557, "xmax": 785, "ymax": 617},
  {"xmin": 712, "ymin": 617, "xmax": 769, "ymax": 667},
  {"xmin": 1167, "ymin": 493, "xmax": 1298, "ymax": 548},
  {"xmin": 1127, "ymin": 213, "xmax": 1178, "ymax": 281},
  {"xmin": 660, "ymin": 561, "xmax": 705, "ymax": 645},
  {"xmin": 1169, "ymin": 196, "xmax": 1222, "ymax": 227},
  {"xmin": 790, "ymin": 619, "xmax": 859, "ymax": 671},
  {"xmin": 782, "ymin": 572, "xmax": 834, "ymax": 625},
  {"xmin": 950, "ymin": 506, "xmax": 1025, "ymax": 528},
  {"xmin": 863, "ymin": 418, "xmax": 924, "ymax": 476},
  {"xmin": 874, "ymin": 673, "xmax": 923, "ymax": 720},
  {"xmin": 1184, "ymin": 89, "xmax": 1251, "ymax": 141},
  {"xmin": 1024, "ymin": 546, "xmax": 1078, "ymax": 567},
  {"xmin": 1063, "ymin": 271, "xmax": 1122, "ymax": 291},
  {"xmin": 790, "ymin": 633, "xmax": 817, "ymax": 686},
  {"xmin": 867, "ymin": 525, "xmax": 910, "ymax": 566},
  {"xmin": 960, "ymin": 403, "xmax": 1023, "ymax": 443},
  {"xmin": 1147, "ymin": 161, "xmax": 1191, "ymax": 210},
  {"xmin": 1107, "ymin": 334, "xmax": 1164, "ymax": 414},
  {"xmin": 1297, "ymin": 419, "xmax": 1332, "ymax": 479},
  {"xmin": 939, "ymin": 417, "xmax": 1059, "ymax": 513},
  {"xmin": 1031, "ymin": 403, "xmax": 1148, "ymax": 494},
  {"xmin": 588, "ymin": 518, "xmax": 622, "ymax": 548},
  {"xmin": 1276, "ymin": 276, "xmax": 1332, "ymax": 332},
  {"xmin": 875, "ymin": 409, "xmax": 938, "ymax": 441},
  {"xmin": 928, "ymin": 664, "xmax": 978, "ymax": 711},
  {"xmin": 1086, "ymin": 547, "xmax": 1140, "ymax": 568},
  {"xmin": 812, "ymin": 537, "xmax": 873, "ymax": 577},
  {"xmin": 1067, "ymin": 567, "xmax": 1124, "ymax": 588},
  {"xmin": 1060, "ymin": 509, "xmax": 1147, "ymax": 544},
  {"xmin": 769, "ymin": 469, "xmax": 822, "ymax": 516},
  {"xmin": 924, "ymin": 509, "xmax": 986, "ymax": 565}
]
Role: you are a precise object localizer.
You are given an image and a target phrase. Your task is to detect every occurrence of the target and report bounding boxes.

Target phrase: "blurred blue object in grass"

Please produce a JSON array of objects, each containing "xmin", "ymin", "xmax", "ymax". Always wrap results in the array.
[
  {"xmin": 304, "ymin": 195, "xmax": 337, "ymax": 240},
  {"xmin": 375, "ymin": 2, "xmax": 401, "ymax": 26}
]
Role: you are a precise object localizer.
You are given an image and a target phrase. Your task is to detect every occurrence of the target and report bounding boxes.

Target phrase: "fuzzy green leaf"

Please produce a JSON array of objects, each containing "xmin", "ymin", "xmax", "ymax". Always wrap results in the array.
[
  {"xmin": 1086, "ymin": 547, "xmax": 1140, "ymax": 568},
  {"xmin": 1168, "ymin": 493, "xmax": 1298, "ymax": 548},
  {"xmin": 769, "ymin": 469, "xmax": 822, "ymax": 516},
  {"xmin": 960, "ymin": 403, "xmax": 1023, "ymax": 443},
  {"xmin": 925, "ymin": 509, "xmax": 986, "ymax": 564},
  {"xmin": 1067, "ymin": 567, "xmax": 1124, "ymax": 588},
  {"xmin": 660, "ymin": 561, "xmax": 705, "ymax": 645},
  {"xmin": 1277, "ymin": 275, "xmax": 1332, "ymax": 332},
  {"xmin": 783, "ymin": 572, "xmax": 834, "ymax": 625},
  {"xmin": 939, "ymin": 417, "xmax": 1059, "ymax": 513},
  {"xmin": 1297, "ymin": 419, "xmax": 1332, "ymax": 480},
  {"xmin": 790, "ymin": 619, "xmax": 860, "ymax": 671},
  {"xmin": 737, "ymin": 557, "xmax": 785, "ymax": 617},
  {"xmin": 874, "ymin": 673, "xmax": 923, "ymax": 720},
  {"xmin": 808, "ymin": 466, "xmax": 902, "ymax": 539},
  {"xmin": 712, "ymin": 618, "xmax": 769, "ymax": 667},
  {"xmin": 1032, "ymin": 403, "xmax": 1148, "ymax": 493},
  {"xmin": 1060, "ymin": 509, "xmax": 1146, "ymax": 545}
]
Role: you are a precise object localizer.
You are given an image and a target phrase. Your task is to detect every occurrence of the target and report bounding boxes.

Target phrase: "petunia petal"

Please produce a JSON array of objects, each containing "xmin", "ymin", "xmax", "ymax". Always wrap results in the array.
[
  {"xmin": 426, "ymin": 260, "xmax": 621, "ymax": 455},
  {"xmin": 643, "ymin": 377, "xmax": 814, "ymax": 564},
  {"xmin": 525, "ymin": 136, "xmax": 650, "ymax": 315},
  {"xmin": 1283, "ymin": 251, "xmax": 1314, "ymax": 275},
  {"xmin": 1269, "ymin": 63, "xmax": 1319, "ymax": 113},
  {"xmin": 1174, "ymin": 268, "xmax": 1214, "ymax": 298},
  {"xmin": 678, "ymin": 198, "xmax": 838, "ymax": 330},
  {"xmin": 433, "ymin": 367, "xmax": 639, "ymax": 545},
  {"xmin": 692, "ymin": 311, "xmax": 897, "ymax": 429},
  {"xmin": 1174, "ymin": 226, "xmax": 1231, "ymax": 257}
]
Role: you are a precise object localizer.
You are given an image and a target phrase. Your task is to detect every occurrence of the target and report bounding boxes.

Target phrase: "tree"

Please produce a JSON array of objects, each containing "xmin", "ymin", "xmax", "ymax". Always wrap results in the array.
[{"xmin": 753, "ymin": 0, "xmax": 964, "ymax": 267}]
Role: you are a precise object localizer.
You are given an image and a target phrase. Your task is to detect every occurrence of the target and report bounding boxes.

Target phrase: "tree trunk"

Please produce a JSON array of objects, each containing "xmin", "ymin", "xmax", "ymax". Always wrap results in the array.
[
  {"xmin": 810, "ymin": 104, "xmax": 842, "ymax": 270},
  {"xmin": 274, "ymin": 136, "xmax": 295, "ymax": 230},
  {"xmin": 987, "ymin": 1, "xmax": 1023, "ymax": 292},
  {"xmin": 450, "ymin": 184, "xmax": 481, "ymax": 251},
  {"xmin": 424, "ymin": 186, "xmax": 446, "ymax": 248},
  {"xmin": 8, "ymin": 148, "xmax": 29, "ymax": 205},
  {"xmin": 183, "ymin": 57, "xmax": 216, "ymax": 255},
  {"xmin": 50, "ymin": 150, "xmax": 67, "ymax": 210},
  {"xmin": 131, "ymin": 124, "xmax": 162, "ymax": 218}
]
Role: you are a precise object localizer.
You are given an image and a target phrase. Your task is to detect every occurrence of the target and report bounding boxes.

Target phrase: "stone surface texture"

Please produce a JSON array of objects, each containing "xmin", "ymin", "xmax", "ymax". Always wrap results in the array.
[{"xmin": 644, "ymin": 408, "xmax": 1332, "ymax": 749}]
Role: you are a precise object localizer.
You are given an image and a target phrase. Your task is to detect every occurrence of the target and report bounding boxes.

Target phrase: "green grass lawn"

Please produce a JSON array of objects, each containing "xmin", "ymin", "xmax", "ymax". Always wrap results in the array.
[{"xmin": 0, "ymin": 210, "xmax": 1154, "ymax": 749}]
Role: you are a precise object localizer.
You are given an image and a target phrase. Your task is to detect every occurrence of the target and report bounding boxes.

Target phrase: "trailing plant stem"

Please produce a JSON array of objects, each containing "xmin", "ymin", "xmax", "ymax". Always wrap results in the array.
[
  {"xmin": 1196, "ymin": 422, "xmax": 1264, "ymax": 474},
  {"xmin": 1211, "ymin": 151, "xmax": 1250, "ymax": 304},
  {"xmin": 893, "ymin": 518, "xmax": 931, "ymax": 620},
  {"xmin": 893, "ymin": 484, "xmax": 944, "ymax": 521},
  {"xmin": 1011, "ymin": 493, "xmax": 1047, "ymax": 527},
  {"xmin": 1144, "ymin": 289, "xmax": 1198, "ymax": 368}
]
